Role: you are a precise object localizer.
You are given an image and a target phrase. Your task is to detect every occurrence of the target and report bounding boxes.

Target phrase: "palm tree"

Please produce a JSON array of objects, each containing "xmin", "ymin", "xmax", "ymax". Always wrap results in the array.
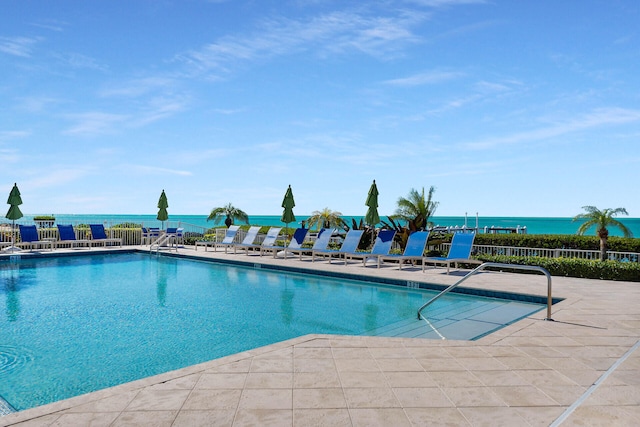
[
  {"xmin": 207, "ymin": 203, "xmax": 250, "ymax": 228},
  {"xmin": 573, "ymin": 206, "xmax": 632, "ymax": 260},
  {"xmin": 393, "ymin": 186, "xmax": 439, "ymax": 231},
  {"xmin": 306, "ymin": 208, "xmax": 346, "ymax": 230}
]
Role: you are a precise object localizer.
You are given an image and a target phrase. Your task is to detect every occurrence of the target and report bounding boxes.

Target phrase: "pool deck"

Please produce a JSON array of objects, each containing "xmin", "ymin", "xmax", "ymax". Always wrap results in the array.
[{"xmin": 1, "ymin": 245, "xmax": 639, "ymax": 426}]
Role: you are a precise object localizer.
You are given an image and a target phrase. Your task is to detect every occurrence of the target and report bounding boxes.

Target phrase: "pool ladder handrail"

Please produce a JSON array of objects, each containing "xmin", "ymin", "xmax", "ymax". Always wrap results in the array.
[{"xmin": 417, "ymin": 262, "xmax": 554, "ymax": 321}]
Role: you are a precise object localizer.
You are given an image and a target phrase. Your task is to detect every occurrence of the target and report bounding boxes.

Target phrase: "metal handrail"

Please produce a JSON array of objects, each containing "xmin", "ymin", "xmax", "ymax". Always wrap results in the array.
[{"xmin": 417, "ymin": 262, "xmax": 554, "ymax": 321}]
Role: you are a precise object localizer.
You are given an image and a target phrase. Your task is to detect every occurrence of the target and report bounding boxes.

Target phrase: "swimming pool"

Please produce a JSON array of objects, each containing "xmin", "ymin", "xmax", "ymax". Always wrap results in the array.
[{"xmin": 0, "ymin": 252, "xmax": 545, "ymax": 411}]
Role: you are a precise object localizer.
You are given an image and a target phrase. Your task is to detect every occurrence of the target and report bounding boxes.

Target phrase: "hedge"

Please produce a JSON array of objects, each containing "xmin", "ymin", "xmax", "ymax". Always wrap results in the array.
[
  {"xmin": 474, "ymin": 255, "xmax": 640, "ymax": 282},
  {"xmin": 470, "ymin": 233, "xmax": 640, "ymax": 252}
]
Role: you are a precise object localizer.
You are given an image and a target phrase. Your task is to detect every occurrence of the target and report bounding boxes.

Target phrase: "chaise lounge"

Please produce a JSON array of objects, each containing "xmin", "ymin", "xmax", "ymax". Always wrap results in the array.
[
  {"xmin": 89, "ymin": 224, "xmax": 123, "ymax": 247},
  {"xmin": 56, "ymin": 224, "xmax": 91, "ymax": 249},
  {"xmin": 344, "ymin": 229, "xmax": 396, "ymax": 266},
  {"xmin": 311, "ymin": 229, "xmax": 364, "ymax": 264},
  {"xmin": 376, "ymin": 230, "xmax": 430, "ymax": 269},
  {"xmin": 18, "ymin": 225, "xmax": 54, "ymax": 251},
  {"xmin": 422, "ymin": 232, "xmax": 481, "ymax": 274}
]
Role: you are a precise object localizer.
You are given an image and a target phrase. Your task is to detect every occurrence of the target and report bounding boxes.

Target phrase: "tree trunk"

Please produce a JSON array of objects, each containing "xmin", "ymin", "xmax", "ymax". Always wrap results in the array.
[
  {"xmin": 598, "ymin": 228, "xmax": 609, "ymax": 261},
  {"xmin": 225, "ymin": 216, "xmax": 233, "ymax": 228}
]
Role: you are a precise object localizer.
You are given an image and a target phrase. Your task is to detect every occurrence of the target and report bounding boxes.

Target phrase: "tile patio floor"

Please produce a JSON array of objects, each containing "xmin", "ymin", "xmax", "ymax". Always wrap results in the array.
[{"xmin": 1, "ymin": 246, "xmax": 639, "ymax": 426}]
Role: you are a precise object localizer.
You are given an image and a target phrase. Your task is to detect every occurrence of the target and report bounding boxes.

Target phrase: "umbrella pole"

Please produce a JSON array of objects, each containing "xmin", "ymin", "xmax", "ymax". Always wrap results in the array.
[{"xmin": 5, "ymin": 219, "xmax": 21, "ymax": 253}]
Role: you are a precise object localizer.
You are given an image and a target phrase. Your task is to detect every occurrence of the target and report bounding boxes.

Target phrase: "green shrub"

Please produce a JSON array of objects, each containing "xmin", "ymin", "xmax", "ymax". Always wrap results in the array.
[
  {"xmin": 469, "ymin": 234, "xmax": 640, "ymax": 252},
  {"xmin": 475, "ymin": 254, "xmax": 640, "ymax": 282}
]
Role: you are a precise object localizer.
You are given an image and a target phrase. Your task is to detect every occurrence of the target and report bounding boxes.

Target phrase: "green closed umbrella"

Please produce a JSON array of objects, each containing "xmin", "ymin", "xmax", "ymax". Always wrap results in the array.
[
  {"xmin": 365, "ymin": 180, "xmax": 380, "ymax": 226},
  {"xmin": 5, "ymin": 183, "xmax": 24, "ymax": 252},
  {"xmin": 281, "ymin": 185, "xmax": 296, "ymax": 224},
  {"xmin": 157, "ymin": 190, "xmax": 168, "ymax": 229}
]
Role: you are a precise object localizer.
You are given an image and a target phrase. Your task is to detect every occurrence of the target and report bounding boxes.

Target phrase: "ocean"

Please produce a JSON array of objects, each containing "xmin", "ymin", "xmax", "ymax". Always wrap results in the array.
[{"xmin": 12, "ymin": 214, "xmax": 640, "ymax": 237}]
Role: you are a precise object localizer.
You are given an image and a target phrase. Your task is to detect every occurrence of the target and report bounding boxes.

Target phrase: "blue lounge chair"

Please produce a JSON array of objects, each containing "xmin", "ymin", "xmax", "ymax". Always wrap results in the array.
[
  {"xmin": 196, "ymin": 225, "xmax": 240, "ymax": 252},
  {"xmin": 287, "ymin": 228, "xmax": 336, "ymax": 260},
  {"xmin": 344, "ymin": 229, "xmax": 396, "ymax": 266},
  {"xmin": 56, "ymin": 224, "xmax": 91, "ymax": 249},
  {"xmin": 311, "ymin": 229, "xmax": 364, "ymax": 264},
  {"xmin": 256, "ymin": 227, "xmax": 284, "ymax": 256},
  {"xmin": 89, "ymin": 224, "xmax": 123, "ymax": 247},
  {"xmin": 231, "ymin": 226, "xmax": 262, "ymax": 254},
  {"xmin": 262, "ymin": 227, "xmax": 309, "ymax": 258},
  {"xmin": 422, "ymin": 232, "xmax": 481, "ymax": 274},
  {"xmin": 377, "ymin": 231, "xmax": 429, "ymax": 269},
  {"xmin": 18, "ymin": 225, "xmax": 54, "ymax": 251}
]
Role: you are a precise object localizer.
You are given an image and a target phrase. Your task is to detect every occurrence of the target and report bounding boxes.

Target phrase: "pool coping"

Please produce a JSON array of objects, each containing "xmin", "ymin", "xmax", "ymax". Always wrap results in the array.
[{"xmin": 1, "ymin": 245, "xmax": 639, "ymax": 426}]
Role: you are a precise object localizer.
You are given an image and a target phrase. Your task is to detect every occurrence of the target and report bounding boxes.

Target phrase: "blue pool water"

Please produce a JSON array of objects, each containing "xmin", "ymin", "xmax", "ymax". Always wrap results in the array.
[{"xmin": 0, "ymin": 253, "xmax": 544, "ymax": 411}]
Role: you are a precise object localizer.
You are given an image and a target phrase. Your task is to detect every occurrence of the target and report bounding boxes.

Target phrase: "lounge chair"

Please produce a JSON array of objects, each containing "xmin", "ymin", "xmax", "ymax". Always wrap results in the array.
[
  {"xmin": 287, "ymin": 228, "xmax": 336, "ymax": 260},
  {"xmin": 256, "ymin": 227, "xmax": 284, "ymax": 256},
  {"xmin": 422, "ymin": 232, "xmax": 481, "ymax": 274},
  {"xmin": 56, "ymin": 224, "xmax": 91, "ymax": 249},
  {"xmin": 311, "ymin": 229, "xmax": 364, "ymax": 264},
  {"xmin": 196, "ymin": 225, "xmax": 240, "ymax": 252},
  {"xmin": 376, "ymin": 231, "xmax": 430, "ymax": 269},
  {"xmin": 231, "ymin": 226, "xmax": 262, "ymax": 254},
  {"xmin": 89, "ymin": 224, "xmax": 123, "ymax": 247},
  {"xmin": 141, "ymin": 227, "xmax": 161, "ymax": 245},
  {"xmin": 344, "ymin": 229, "xmax": 396, "ymax": 266},
  {"xmin": 262, "ymin": 227, "xmax": 309, "ymax": 258},
  {"xmin": 18, "ymin": 225, "xmax": 54, "ymax": 251}
]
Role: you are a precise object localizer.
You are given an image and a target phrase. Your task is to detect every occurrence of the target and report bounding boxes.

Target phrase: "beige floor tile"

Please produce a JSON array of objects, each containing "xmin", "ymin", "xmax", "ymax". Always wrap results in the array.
[
  {"xmin": 245, "ymin": 372, "xmax": 293, "ymax": 391},
  {"xmin": 238, "ymin": 389, "xmax": 293, "ymax": 410},
  {"xmin": 455, "ymin": 356, "xmax": 509, "ymax": 371},
  {"xmin": 392, "ymin": 387, "xmax": 454, "ymax": 408},
  {"xmin": 458, "ymin": 406, "xmax": 528, "ymax": 427},
  {"xmin": 343, "ymin": 387, "xmax": 401, "ymax": 408},
  {"xmin": 196, "ymin": 373, "xmax": 248, "ymax": 389},
  {"xmin": 293, "ymin": 388, "xmax": 346, "ymax": 409},
  {"xmin": 417, "ymin": 358, "xmax": 467, "ymax": 371},
  {"xmin": 293, "ymin": 358, "xmax": 336, "ymax": 373},
  {"xmin": 338, "ymin": 371, "xmax": 389, "ymax": 388},
  {"xmin": 514, "ymin": 406, "xmax": 567, "ymax": 427},
  {"xmin": 428, "ymin": 371, "xmax": 484, "ymax": 388},
  {"xmin": 206, "ymin": 359, "xmax": 252, "ymax": 374},
  {"xmin": 293, "ymin": 347, "xmax": 333, "ymax": 359},
  {"xmin": 489, "ymin": 385, "xmax": 560, "ymax": 406},
  {"xmin": 249, "ymin": 358, "xmax": 293, "ymax": 373},
  {"xmin": 111, "ymin": 410, "xmax": 178, "ymax": 427},
  {"xmin": 64, "ymin": 390, "xmax": 139, "ymax": 413},
  {"xmin": 125, "ymin": 389, "xmax": 190, "ymax": 411},
  {"xmin": 375, "ymin": 358, "xmax": 424, "ymax": 372},
  {"xmin": 404, "ymin": 407, "xmax": 471, "ymax": 426},
  {"xmin": 349, "ymin": 408, "xmax": 411, "ymax": 427},
  {"xmin": 441, "ymin": 387, "xmax": 507, "ymax": 407},
  {"xmin": 563, "ymin": 405, "xmax": 640, "ymax": 426},
  {"xmin": 233, "ymin": 409, "xmax": 293, "ymax": 427},
  {"xmin": 582, "ymin": 384, "xmax": 640, "ymax": 406},
  {"xmin": 383, "ymin": 371, "xmax": 437, "ymax": 388},
  {"xmin": 293, "ymin": 408, "xmax": 352, "ymax": 427},
  {"xmin": 171, "ymin": 410, "xmax": 235, "ymax": 427},
  {"xmin": 50, "ymin": 412, "xmax": 119, "ymax": 427},
  {"xmin": 293, "ymin": 371, "xmax": 341, "ymax": 388},
  {"xmin": 182, "ymin": 389, "xmax": 242, "ymax": 410},
  {"xmin": 331, "ymin": 347, "xmax": 372, "ymax": 359},
  {"xmin": 334, "ymin": 358, "xmax": 381, "ymax": 373}
]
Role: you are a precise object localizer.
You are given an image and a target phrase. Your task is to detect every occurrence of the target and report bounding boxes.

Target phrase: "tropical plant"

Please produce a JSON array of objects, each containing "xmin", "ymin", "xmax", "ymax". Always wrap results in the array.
[
  {"xmin": 306, "ymin": 208, "xmax": 346, "ymax": 230},
  {"xmin": 573, "ymin": 206, "xmax": 632, "ymax": 260},
  {"xmin": 207, "ymin": 203, "xmax": 249, "ymax": 228},
  {"xmin": 392, "ymin": 186, "xmax": 439, "ymax": 231}
]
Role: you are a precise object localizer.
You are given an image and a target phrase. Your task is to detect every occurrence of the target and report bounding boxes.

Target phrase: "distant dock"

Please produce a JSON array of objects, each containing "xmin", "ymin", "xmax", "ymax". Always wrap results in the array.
[{"xmin": 430, "ymin": 225, "xmax": 527, "ymax": 234}]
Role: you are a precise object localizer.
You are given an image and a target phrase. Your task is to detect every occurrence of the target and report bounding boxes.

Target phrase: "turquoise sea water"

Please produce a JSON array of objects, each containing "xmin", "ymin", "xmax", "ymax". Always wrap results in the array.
[{"xmin": 13, "ymin": 214, "xmax": 640, "ymax": 236}]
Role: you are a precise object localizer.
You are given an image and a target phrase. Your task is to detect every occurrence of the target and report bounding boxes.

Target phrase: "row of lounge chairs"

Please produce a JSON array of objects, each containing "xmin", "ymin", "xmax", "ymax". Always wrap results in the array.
[
  {"xmin": 196, "ymin": 226, "xmax": 480, "ymax": 273},
  {"xmin": 5, "ymin": 224, "xmax": 122, "ymax": 252}
]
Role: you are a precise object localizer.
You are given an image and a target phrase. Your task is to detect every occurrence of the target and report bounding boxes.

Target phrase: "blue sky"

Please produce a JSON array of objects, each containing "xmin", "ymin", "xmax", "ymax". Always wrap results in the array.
[{"xmin": 2, "ymin": 0, "xmax": 639, "ymax": 218}]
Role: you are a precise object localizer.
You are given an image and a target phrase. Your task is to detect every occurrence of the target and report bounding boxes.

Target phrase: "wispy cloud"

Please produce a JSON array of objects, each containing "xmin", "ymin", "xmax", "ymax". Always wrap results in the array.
[
  {"xmin": 99, "ymin": 77, "xmax": 177, "ymax": 98},
  {"xmin": 132, "ymin": 96, "xmax": 189, "ymax": 127},
  {"xmin": 62, "ymin": 112, "xmax": 129, "ymax": 136},
  {"xmin": 463, "ymin": 107, "xmax": 640, "ymax": 150},
  {"xmin": 122, "ymin": 164, "xmax": 193, "ymax": 176},
  {"xmin": 404, "ymin": 0, "xmax": 487, "ymax": 7},
  {"xmin": 382, "ymin": 70, "xmax": 464, "ymax": 86},
  {"xmin": 0, "ymin": 130, "xmax": 31, "ymax": 141},
  {"xmin": 176, "ymin": 9, "xmax": 427, "ymax": 78},
  {"xmin": 51, "ymin": 52, "xmax": 108, "ymax": 71},
  {"xmin": 0, "ymin": 36, "xmax": 42, "ymax": 57},
  {"xmin": 25, "ymin": 168, "xmax": 89, "ymax": 189},
  {"xmin": 0, "ymin": 148, "xmax": 20, "ymax": 164}
]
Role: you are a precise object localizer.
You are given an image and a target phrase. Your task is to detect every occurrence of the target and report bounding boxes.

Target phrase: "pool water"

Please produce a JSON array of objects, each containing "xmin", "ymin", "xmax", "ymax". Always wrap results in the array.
[{"xmin": 0, "ymin": 253, "xmax": 544, "ymax": 411}]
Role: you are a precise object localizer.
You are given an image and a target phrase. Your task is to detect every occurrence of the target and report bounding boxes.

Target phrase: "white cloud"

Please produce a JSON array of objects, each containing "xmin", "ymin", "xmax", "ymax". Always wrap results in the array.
[
  {"xmin": 122, "ymin": 164, "xmax": 193, "ymax": 177},
  {"xmin": 62, "ymin": 112, "xmax": 129, "ymax": 136},
  {"xmin": 382, "ymin": 70, "xmax": 464, "ymax": 86},
  {"xmin": 0, "ymin": 36, "xmax": 41, "ymax": 57},
  {"xmin": 463, "ymin": 108, "xmax": 640, "ymax": 150},
  {"xmin": 176, "ymin": 9, "xmax": 427, "ymax": 78},
  {"xmin": 100, "ymin": 77, "xmax": 177, "ymax": 98}
]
